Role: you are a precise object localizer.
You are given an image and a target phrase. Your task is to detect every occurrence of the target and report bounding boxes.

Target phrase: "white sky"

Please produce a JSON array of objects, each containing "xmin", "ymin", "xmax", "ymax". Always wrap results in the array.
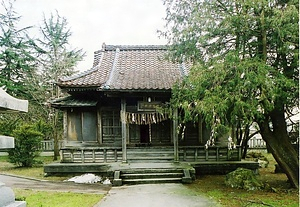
[{"xmin": 10, "ymin": 0, "xmax": 167, "ymax": 71}]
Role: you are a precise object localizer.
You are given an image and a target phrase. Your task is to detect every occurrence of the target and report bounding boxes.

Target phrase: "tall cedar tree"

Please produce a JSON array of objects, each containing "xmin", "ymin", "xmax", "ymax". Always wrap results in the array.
[
  {"xmin": 0, "ymin": 0, "xmax": 48, "ymax": 125},
  {"xmin": 0, "ymin": 0, "xmax": 36, "ymax": 98},
  {"xmin": 37, "ymin": 12, "xmax": 85, "ymax": 160},
  {"xmin": 162, "ymin": 0, "xmax": 299, "ymax": 188}
]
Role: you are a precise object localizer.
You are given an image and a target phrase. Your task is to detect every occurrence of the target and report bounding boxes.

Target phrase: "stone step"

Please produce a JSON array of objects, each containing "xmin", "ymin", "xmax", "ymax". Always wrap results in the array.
[
  {"xmin": 120, "ymin": 167, "xmax": 184, "ymax": 185},
  {"xmin": 122, "ymin": 177, "xmax": 182, "ymax": 185},
  {"xmin": 113, "ymin": 165, "xmax": 193, "ymax": 186},
  {"xmin": 121, "ymin": 168, "xmax": 183, "ymax": 174},
  {"xmin": 121, "ymin": 172, "xmax": 183, "ymax": 179}
]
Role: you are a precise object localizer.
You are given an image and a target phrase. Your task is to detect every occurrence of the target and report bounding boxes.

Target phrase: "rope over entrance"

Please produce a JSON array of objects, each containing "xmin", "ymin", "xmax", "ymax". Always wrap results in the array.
[{"xmin": 125, "ymin": 112, "xmax": 169, "ymax": 125}]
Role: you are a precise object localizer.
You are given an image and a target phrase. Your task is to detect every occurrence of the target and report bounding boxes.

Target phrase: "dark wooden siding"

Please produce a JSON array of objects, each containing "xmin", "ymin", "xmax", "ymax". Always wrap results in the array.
[
  {"xmin": 67, "ymin": 109, "xmax": 97, "ymax": 142},
  {"xmin": 67, "ymin": 111, "xmax": 82, "ymax": 141},
  {"xmin": 179, "ymin": 122, "xmax": 199, "ymax": 146},
  {"xmin": 151, "ymin": 120, "xmax": 171, "ymax": 144},
  {"xmin": 128, "ymin": 121, "xmax": 171, "ymax": 145},
  {"xmin": 129, "ymin": 124, "xmax": 140, "ymax": 143},
  {"xmin": 82, "ymin": 111, "xmax": 97, "ymax": 141}
]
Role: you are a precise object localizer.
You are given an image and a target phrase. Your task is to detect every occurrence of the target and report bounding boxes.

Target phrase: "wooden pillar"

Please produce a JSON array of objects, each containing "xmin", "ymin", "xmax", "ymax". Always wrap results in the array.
[
  {"xmin": 173, "ymin": 109, "xmax": 179, "ymax": 162},
  {"xmin": 121, "ymin": 98, "xmax": 127, "ymax": 163},
  {"xmin": 97, "ymin": 108, "xmax": 102, "ymax": 144}
]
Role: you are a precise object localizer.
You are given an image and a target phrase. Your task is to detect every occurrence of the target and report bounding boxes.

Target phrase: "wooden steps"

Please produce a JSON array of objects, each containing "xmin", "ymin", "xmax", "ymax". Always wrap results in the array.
[{"xmin": 127, "ymin": 147, "xmax": 174, "ymax": 162}]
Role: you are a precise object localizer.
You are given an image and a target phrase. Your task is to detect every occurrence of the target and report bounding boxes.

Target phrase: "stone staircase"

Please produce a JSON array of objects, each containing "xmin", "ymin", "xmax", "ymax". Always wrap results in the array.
[
  {"xmin": 113, "ymin": 164, "xmax": 194, "ymax": 186},
  {"xmin": 121, "ymin": 168, "xmax": 183, "ymax": 185},
  {"xmin": 112, "ymin": 147, "xmax": 194, "ymax": 186}
]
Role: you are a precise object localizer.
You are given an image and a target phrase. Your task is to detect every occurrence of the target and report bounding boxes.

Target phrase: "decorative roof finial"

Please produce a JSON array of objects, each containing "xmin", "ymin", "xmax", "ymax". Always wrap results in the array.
[{"xmin": 102, "ymin": 42, "xmax": 106, "ymax": 51}]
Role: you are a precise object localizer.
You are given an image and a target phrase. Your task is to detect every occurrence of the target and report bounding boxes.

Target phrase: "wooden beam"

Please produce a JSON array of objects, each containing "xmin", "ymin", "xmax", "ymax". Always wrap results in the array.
[
  {"xmin": 121, "ymin": 98, "xmax": 127, "ymax": 163},
  {"xmin": 173, "ymin": 109, "xmax": 179, "ymax": 162}
]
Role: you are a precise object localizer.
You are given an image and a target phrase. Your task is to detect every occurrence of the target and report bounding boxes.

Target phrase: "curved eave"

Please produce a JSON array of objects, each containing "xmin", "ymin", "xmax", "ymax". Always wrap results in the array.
[
  {"xmin": 0, "ymin": 89, "xmax": 28, "ymax": 113},
  {"xmin": 59, "ymin": 86, "xmax": 100, "ymax": 92}
]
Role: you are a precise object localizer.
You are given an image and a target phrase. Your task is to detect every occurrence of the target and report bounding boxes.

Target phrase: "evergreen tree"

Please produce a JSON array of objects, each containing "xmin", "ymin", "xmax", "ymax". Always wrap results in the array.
[
  {"xmin": 162, "ymin": 0, "xmax": 299, "ymax": 188},
  {"xmin": 0, "ymin": 0, "xmax": 37, "ymax": 98},
  {"xmin": 36, "ymin": 11, "xmax": 85, "ymax": 160},
  {"xmin": 38, "ymin": 11, "xmax": 85, "ymax": 85},
  {"xmin": 0, "ymin": 0, "xmax": 47, "ymax": 125}
]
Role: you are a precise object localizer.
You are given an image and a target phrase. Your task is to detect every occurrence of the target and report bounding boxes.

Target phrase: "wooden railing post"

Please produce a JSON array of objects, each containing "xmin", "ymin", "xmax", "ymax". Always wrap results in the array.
[
  {"xmin": 103, "ymin": 149, "xmax": 107, "ymax": 163},
  {"xmin": 227, "ymin": 148, "xmax": 230, "ymax": 160},
  {"xmin": 194, "ymin": 148, "xmax": 198, "ymax": 161},
  {"xmin": 81, "ymin": 149, "xmax": 84, "ymax": 163},
  {"xmin": 70, "ymin": 150, "xmax": 74, "ymax": 162},
  {"xmin": 92, "ymin": 149, "xmax": 95, "ymax": 163},
  {"xmin": 121, "ymin": 99, "xmax": 127, "ymax": 163},
  {"xmin": 114, "ymin": 149, "xmax": 118, "ymax": 162},
  {"xmin": 205, "ymin": 149, "xmax": 209, "ymax": 161}
]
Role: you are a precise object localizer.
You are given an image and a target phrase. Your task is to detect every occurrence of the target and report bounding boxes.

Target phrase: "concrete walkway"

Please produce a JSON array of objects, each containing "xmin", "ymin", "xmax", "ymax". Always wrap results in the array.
[
  {"xmin": 97, "ymin": 183, "xmax": 218, "ymax": 207},
  {"xmin": 0, "ymin": 174, "xmax": 110, "ymax": 194},
  {"xmin": 0, "ymin": 174, "xmax": 219, "ymax": 207}
]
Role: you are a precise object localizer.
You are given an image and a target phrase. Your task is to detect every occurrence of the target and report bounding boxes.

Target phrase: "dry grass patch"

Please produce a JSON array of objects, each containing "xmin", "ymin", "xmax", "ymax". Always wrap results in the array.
[{"xmin": 0, "ymin": 155, "xmax": 70, "ymax": 181}]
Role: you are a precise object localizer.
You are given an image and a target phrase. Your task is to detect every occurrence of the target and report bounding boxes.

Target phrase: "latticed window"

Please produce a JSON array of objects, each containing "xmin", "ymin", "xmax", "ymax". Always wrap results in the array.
[{"xmin": 102, "ymin": 110, "xmax": 122, "ymax": 144}]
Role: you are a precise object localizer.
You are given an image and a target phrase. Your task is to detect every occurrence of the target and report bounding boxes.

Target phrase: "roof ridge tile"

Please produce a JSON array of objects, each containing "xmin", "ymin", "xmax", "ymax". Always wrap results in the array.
[{"xmin": 104, "ymin": 45, "xmax": 168, "ymax": 51}]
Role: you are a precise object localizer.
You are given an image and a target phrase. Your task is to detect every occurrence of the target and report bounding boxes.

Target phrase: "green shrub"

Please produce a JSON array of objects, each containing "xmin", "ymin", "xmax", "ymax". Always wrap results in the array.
[
  {"xmin": 225, "ymin": 168, "xmax": 263, "ymax": 191},
  {"xmin": 34, "ymin": 120, "xmax": 52, "ymax": 140},
  {"xmin": 8, "ymin": 124, "xmax": 43, "ymax": 167},
  {"xmin": 0, "ymin": 119, "xmax": 19, "ymax": 136}
]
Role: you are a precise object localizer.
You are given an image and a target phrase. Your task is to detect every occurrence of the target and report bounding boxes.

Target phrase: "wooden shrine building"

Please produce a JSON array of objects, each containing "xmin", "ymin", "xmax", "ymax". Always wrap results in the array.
[{"xmin": 46, "ymin": 44, "xmax": 257, "ymax": 183}]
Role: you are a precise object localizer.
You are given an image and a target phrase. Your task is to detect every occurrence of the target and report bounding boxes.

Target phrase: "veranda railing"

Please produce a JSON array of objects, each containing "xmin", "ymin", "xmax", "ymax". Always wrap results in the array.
[
  {"xmin": 59, "ymin": 146, "xmax": 241, "ymax": 163},
  {"xmin": 247, "ymin": 137, "xmax": 266, "ymax": 149}
]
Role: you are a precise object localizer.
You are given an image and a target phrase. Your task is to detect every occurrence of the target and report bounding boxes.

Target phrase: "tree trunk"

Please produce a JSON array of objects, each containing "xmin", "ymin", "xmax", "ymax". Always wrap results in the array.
[
  {"xmin": 53, "ymin": 110, "xmax": 60, "ymax": 161},
  {"xmin": 258, "ymin": 108, "xmax": 299, "ymax": 189}
]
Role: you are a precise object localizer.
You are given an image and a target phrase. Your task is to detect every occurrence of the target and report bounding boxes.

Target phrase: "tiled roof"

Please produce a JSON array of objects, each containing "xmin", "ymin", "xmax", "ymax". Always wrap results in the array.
[{"xmin": 58, "ymin": 44, "xmax": 190, "ymax": 91}]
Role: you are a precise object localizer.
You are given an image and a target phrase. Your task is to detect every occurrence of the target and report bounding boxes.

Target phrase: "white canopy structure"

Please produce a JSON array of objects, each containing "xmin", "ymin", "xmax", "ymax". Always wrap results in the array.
[
  {"xmin": 0, "ymin": 88, "xmax": 28, "ymax": 113},
  {"xmin": 0, "ymin": 88, "xmax": 27, "ymax": 207},
  {"xmin": 0, "ymin": 88, "xmax": 29, "ymax": 149}
]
